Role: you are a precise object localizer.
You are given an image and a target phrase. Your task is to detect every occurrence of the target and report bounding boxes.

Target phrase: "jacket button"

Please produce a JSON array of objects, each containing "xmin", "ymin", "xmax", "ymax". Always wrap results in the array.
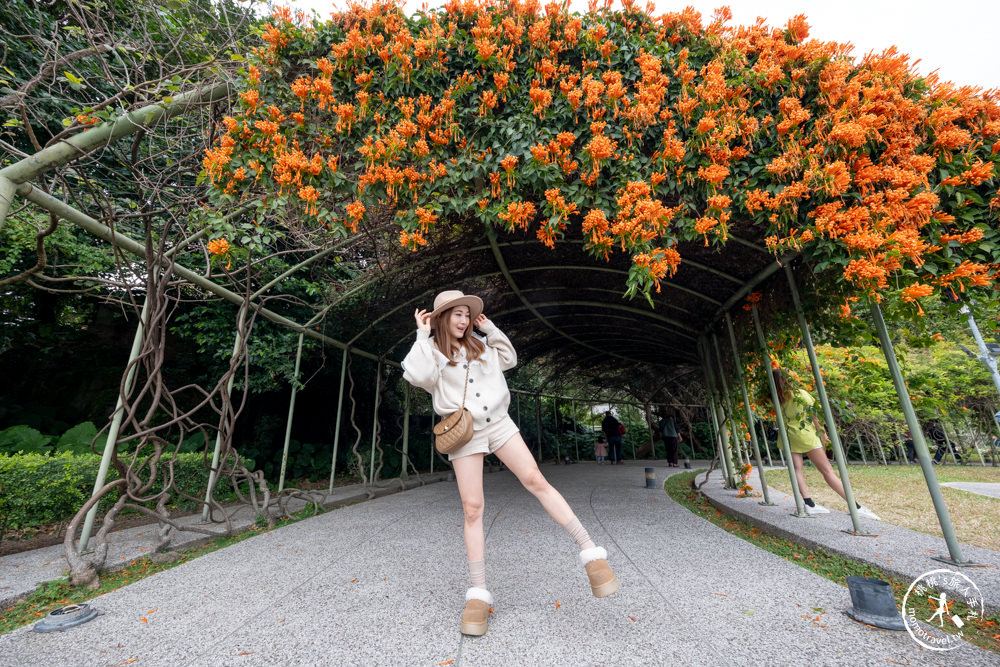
[
  {"xmin": 486, "ymin": 417, "xmax": 491, "ymax": 423},
  {"xmin": 463, "ymin": 364, "xmax": 468, "ymax": 369},
  {"xmin": 469, "ymin": 378, "xmax": 474, "ymax": 383},
  {"xmin": 483, "ymin": 406, "xmax": 488, "ymax": 410},
  {"xmin": 476, "ymin": 393, "xmax": 480, "ymax": 397}
]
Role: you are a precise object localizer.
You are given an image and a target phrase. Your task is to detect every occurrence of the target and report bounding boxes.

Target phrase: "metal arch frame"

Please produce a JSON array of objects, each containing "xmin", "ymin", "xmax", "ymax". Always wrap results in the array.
[
  {"xmin": 347, "ymin": 251, "xmax": 714, "ymax": 346},
  {"xmin": 383, "ymin": 296, "xmax": 701, "ymax": 358},
  {"xmin": 493, "ymin": 301, "xmax": 699, "ymax": 336},
  {"xmin": 350, "ymin": 266, "xmax": 701, "ymax": 347},
  {"xmin": 503, "ymin": 311, "xmax": 694, "ymax": 345},
  {"xmin": 331, "ymin": 234, "xmax": 725, "ymax": 336},
  {"xmin": 486, "ymin": 225, "xmax": 707, "ymax": 369},
  {"xmin": 512, "ymin": 285, "xmax": 693, "ymax": 314},
  {"xmin": 15, "ymin": 183, "xmax": 393, "ymax": 365},
  {"xmin": 507, "ymin": 263, "xmax": 723, "ymax": 306},
  {"xmin": 514, "ymin": 334, "xmax": 698, "ymax": 365}
]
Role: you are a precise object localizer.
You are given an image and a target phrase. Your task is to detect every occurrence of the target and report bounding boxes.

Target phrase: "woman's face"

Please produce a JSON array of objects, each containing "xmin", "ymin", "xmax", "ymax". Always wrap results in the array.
[{"xmin": 446, "ymin": 306, "xmax": 471, "ymax": 339}]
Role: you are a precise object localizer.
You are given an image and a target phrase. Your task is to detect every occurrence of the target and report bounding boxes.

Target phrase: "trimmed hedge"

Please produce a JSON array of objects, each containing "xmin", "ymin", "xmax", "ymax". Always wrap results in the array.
[{"xmin": 0, "ymin": 452, "xmax": 255, "ymax": 538}]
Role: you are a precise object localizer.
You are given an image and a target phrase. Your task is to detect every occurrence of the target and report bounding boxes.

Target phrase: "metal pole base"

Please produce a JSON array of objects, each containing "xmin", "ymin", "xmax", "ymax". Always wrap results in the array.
[
  {"xmin": 757, "ymin": 501, "xmax": 777, "ymax": 507},
  {"xmin": 840, "ymin": 529, "xmax": 880, "ymax": 537},
  {"xmin": 792, "ymin": 511, "xmax": 815, "ymax": 518},
  {"xmin": 930, "ymin": 555, "xmax": 984, "ymax": 568}
]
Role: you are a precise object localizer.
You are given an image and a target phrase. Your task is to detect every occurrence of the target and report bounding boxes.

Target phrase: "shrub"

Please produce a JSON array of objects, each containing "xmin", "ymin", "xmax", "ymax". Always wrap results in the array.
[
  {"xmin": 0, "ymin": 425, "xmax": 53, "ymax": 455},
  {"xmin": 0, "ymin": 452, "xmax": 256, "ymax": 540},
  {"xmin": 55, "ymin": 422, "xmax": 99, "ymax": 455}
]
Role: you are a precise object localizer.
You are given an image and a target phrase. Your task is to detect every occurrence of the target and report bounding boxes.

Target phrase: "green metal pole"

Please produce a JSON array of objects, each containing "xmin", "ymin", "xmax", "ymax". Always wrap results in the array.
[
  {"xmin": 369, "ymin": 360, "xmax": 383, "ymax": 486},
  {"xmin": 572, "ymin": 399, "xmax": 580, "ymax": 461},
  {"xmin": 751, "ymin": 305, "xmax": 808, "ymax": 517},
  {"xmin": 328, "ymin": 348, "xmax": 349, "ymax": 494},
  {"xmin": 941, "ymin": 426, "xmax": 959, "ymax": 465},
  {"xmin": 699, "ymin": 338, "xmax": 736, "ymax": 487},
  {"xmin": 856, "ymin": 433, "xmax": 869, "ymax": 466},
  {"xmin": 712, "ymin": 333, "xmax": 747, "ymax": 468},
  {"xmin": 785, "ymin": 266, "xmax": 864, "ymax": 530},
  {"xmin": 401, "ymin": 385, "xmax": 410, "ymax": 480},
  {"xmin": 278, "ymin": 333, "xmax": 305, "ymax": 493},
  {"xmin": 516, "ymin": 391, "xmax": 521, "ymax": 429},
  {"xmin": 961, "ymin": 304, "xmax": 1000, "ymax": 399},
  {"xmin": 759, "ymin": 418, "xmax": 776, "ymax": 466},
  {"xmin": 18, "ymin": 183, "xmax": 385, "ymax": 363},
  {"xmin": 0, "ymin": 175, "xmax": 15, "ymax": 233},
  {"xmin": 703, "ymin": 361, "xmax": 732, "ymax": 484},
  {"xmin": 0, "ymin": 83, "xmax": 232, "ymax": 185},
  {"xmin": 202, "ymin": 309, "xmax": 245, "ymax": 522},
  {"xmin": 725, "ymin": 313, "xmax": 773, "ymax": 505},
  {"xmin": 870, "ymin": 301, "xmax": 972, "ymax": 565},
  {"xmin": 553, "ymin": 397, "xmax": 561, "ymax": 464},
  {"xmin": 874, "ymin": 430, "xmax": 888, "ymax": 466},
  {"xmin": 79, "ymin": 298, "xmax": 148, "ymax": 553},
  {"xmin": 892, "ymin": 422, "xmax": 907, "ymax": 465},
  {"xmin": 959, "ymin": 413, "xmax": 986, "ymax": 466},
  {"xmin": 535, "ymin": 394, "xmax": 543, "ymax": 462}
]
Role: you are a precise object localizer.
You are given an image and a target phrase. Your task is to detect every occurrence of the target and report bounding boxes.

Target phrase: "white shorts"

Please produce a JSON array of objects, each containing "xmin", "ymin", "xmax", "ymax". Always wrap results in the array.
[{"xmin": 447, "ymin": 415, "xmax": 520, "ymax": 461}]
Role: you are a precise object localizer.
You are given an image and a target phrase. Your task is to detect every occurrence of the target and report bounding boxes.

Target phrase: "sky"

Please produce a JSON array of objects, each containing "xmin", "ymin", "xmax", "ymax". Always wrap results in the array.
[{"xmin": 285, "ymin": 0, "xmax": 1000, "ymax": 91}]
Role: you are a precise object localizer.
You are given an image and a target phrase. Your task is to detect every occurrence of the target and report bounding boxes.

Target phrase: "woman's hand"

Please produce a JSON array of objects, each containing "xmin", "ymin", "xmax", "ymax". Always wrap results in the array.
[
  {"xmin": 414, "ymin": 308, "xmax": 431, "ymax": 331},
  {"xmin": 474, "ymin": 313, "xmax": 489, "ymax": 328}
]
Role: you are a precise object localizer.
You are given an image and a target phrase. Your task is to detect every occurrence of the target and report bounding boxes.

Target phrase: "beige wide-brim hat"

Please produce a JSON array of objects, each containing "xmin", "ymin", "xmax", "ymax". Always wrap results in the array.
[{"xmin": 430, "ymin": 290, "xmax": 483, "ymax": 323}]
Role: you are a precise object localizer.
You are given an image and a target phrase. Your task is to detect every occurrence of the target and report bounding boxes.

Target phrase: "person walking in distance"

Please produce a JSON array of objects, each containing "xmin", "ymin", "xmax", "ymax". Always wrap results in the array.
[
  {"xmin": 659, "ymin": 411, "xmax": 681, "ymax": 467},
  {"xmin": 601, "ymin": 410, "xmax": 624, "ymax": 464},
  {"xmin": 402, "ymin": 290, "xmax": 619, "ymax": 637}
]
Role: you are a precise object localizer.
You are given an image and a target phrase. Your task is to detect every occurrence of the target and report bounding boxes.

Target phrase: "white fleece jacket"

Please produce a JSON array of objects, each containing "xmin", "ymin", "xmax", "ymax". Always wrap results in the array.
[{"xmin": 401, "ymin": 319, "xmax": 517, "ymax": 430}]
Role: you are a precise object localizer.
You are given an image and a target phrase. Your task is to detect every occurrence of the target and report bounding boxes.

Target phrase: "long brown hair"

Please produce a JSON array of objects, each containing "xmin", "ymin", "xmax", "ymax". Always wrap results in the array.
[
  {"xmin": 771, "ymin": 369, "xmax": 791, "ymax": 404},
  {"xmin": 432, "ymin": 306, "xmax": 485, "ymax": 365}
]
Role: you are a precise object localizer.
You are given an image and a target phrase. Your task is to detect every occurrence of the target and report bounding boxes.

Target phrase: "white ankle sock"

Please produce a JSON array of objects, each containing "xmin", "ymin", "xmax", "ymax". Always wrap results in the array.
[
  {"xmin": 468, "ymin": 559, "xmax": 486, "ymax": 589},
  {"xmin": 562, "ymin": 517, "xmax": 596, "ymax": 551}
]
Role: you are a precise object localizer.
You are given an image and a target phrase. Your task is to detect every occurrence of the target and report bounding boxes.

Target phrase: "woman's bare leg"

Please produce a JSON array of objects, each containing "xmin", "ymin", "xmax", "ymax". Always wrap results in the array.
[
  {"xmin": 791, "ymin": 452, "xmax": 812, "ymax": 500},
  {"xmin": 805, "ymin": 447, "xmax": 848, "ymax": 501},
  {"xmin": 493, "ymin": 433, "xmax": 575, "ymax": 525},
  {"xmin": 452, "ymin": 453, "xmax": 486, "ymax": 562}
]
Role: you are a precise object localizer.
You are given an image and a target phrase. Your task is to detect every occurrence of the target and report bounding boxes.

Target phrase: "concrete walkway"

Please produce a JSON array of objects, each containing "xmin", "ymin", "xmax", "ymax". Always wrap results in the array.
[
  {"xmin": 700, "ymin": 467, "xmax": 1000, "ymax": 611},
  {"xmin": 941, "ymin": 481, "xmax": 1000, "ymax": 499},
  {"xmin": 1, "ymin": 462, "xmax": 997, "ymax": 666}
]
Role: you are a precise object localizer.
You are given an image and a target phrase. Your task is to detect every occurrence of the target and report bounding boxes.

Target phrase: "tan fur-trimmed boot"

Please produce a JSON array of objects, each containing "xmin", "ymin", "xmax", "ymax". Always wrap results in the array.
[
  {"xmin": 580, "ymin": 547, "xmax": 619, "ymax": 598},
  {"xmin": 459, "ymin": 587, "xmax": 492, "ymax": 636}
]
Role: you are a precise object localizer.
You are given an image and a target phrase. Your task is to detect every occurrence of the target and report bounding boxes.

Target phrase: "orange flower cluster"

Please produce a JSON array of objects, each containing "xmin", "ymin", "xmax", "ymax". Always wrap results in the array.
[
  {"xmin": 632, "ymin": 247, "xmax": 681, "ymax": 292},
  {"xmin": 200, "ymin": 2, "xmax": 1000, "ymax": 309},
  {"xmin": 207, "ymin": 238, "xmax": 230, "ymax": 255},
  {"xmin": 498, "ymin": 201, "xmax": 537, "ymax": 231}
]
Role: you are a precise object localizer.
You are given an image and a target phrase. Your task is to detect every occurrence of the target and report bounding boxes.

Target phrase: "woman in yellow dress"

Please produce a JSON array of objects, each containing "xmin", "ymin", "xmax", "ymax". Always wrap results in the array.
[{"xmin": 772, "ymin": 370, "xmax": 880, "ymax": 520}]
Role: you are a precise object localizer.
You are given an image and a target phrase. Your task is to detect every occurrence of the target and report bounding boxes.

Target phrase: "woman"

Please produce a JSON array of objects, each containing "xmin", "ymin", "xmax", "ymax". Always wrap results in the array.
[
  {"xmin": 772, "ymin": 370, "xmax": 880, "ymax": 521},
  {"xmin": 403, "ymin": 290, "xmax": 618, "ymax": 636}
]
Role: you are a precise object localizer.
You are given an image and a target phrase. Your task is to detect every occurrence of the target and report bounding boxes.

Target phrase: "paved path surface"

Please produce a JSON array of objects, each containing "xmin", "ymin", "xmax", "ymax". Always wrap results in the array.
[
  {"xmin": 1, "ymin": 462, "xmax": 997, "ymax": 666},
  {"xmin": 0, "ymin": 473, "xmax": 453, "ymax": 611},
  {"xmin": 941, "ymin": 481, "xmax": 1000, "ymax": 499}
]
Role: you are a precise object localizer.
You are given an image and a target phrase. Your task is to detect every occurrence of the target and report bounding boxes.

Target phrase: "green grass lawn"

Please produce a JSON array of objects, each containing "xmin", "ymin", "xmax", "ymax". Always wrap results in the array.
[{"xmin": 764, "ymin": 464, "xmax": 1000, "ymax": 551}]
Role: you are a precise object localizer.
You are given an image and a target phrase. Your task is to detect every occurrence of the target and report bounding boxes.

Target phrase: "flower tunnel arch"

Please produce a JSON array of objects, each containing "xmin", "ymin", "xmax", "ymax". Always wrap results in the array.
[{"xmin": 2, "ymin": 0, "xmax": 999, "ymax": 585}]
